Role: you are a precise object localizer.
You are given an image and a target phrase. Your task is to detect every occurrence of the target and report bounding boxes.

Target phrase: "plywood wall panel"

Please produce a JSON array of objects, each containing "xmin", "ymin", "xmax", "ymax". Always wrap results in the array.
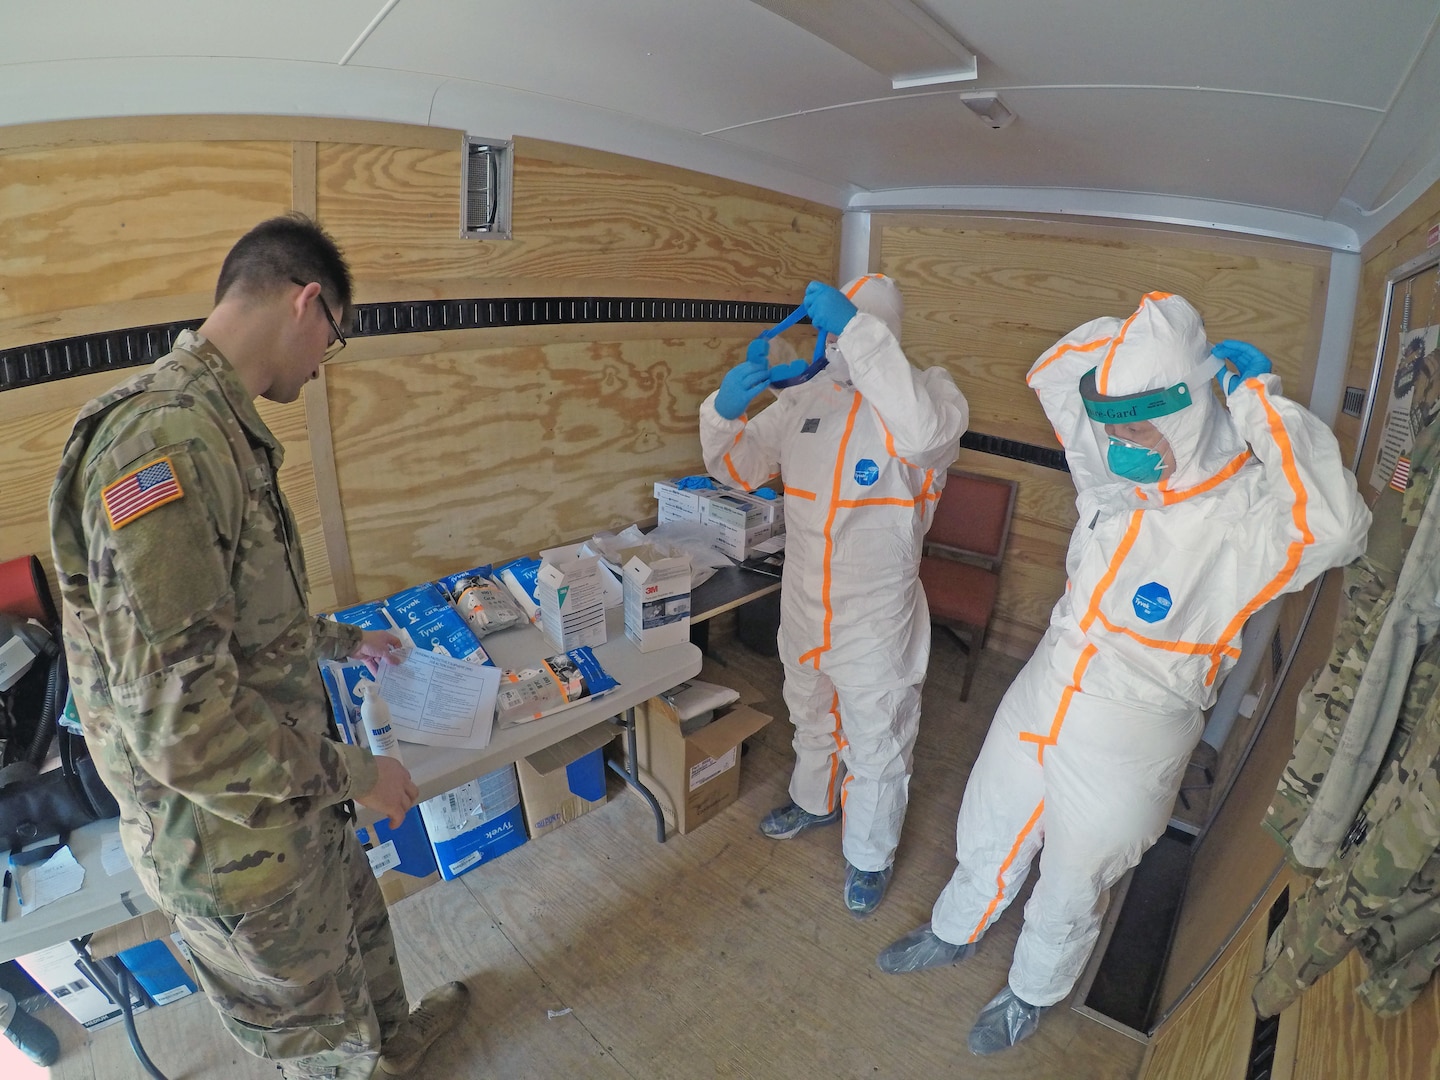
[
  {"xmin": 883, "ymin": 221, "xmax": 1325, "ymax": 428},
  {"xmin": 1292, "ymin": 944, "xmax": 1440, "ymax": 1080},
  {"xmin": 1142, "ymin": 906, "xmax": 1272, "ymax": 1080},
  {"xmin": 316, "ymin": 140, "xmax": 839, "ymax": 302},
  {"xmin": 327, "ymin": 332, "xmax": 738, "ymax": 600},
  {"xmin": 885, "ymin": 216, "xmax": 1330, "ymax": 659},
  {"xmin": 0, "ymin": 380, "xmax": 330, "ymax": 616},
  {"xmin": 0, "ymin": 141, "xmax": 292, "ymax": 323}
]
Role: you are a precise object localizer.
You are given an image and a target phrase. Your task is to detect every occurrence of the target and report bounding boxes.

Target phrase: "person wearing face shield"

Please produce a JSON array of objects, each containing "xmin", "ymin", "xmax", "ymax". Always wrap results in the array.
[
  {"xmin": 699, "ymin": 274, "xmax": 969, "ymax": 916},
  {"xmin": 875, "ymin": 292, "xmax": 1371, "ymax": 1054}
]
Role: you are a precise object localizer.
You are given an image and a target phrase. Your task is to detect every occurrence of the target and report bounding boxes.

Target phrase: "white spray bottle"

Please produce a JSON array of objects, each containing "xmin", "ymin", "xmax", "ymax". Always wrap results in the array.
[{"xmin": 357, "ymin": 681, "xmax": 403, "ymax": 761}]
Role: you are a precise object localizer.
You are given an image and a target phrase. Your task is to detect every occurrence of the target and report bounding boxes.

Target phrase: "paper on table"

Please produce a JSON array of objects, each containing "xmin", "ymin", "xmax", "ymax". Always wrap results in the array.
[
  {"xmin": 18, "ymin": 846, "xmax": 86, "ymax": 915},
  {"xmin": 101, "ymin": 832, "xmax": 131, "ymax": 876},
  {"xmin": 377, "ymin": 649, "xmax": 499, "ymax": 750}
]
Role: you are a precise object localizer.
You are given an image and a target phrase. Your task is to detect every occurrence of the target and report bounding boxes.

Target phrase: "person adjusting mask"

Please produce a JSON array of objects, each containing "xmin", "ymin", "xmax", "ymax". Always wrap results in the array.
[
  {"xmin": 700, "ymin": 273, "xmax": 969, "ymax": 916},
  {"xmin": 876, "ymin": 291, "xmax": 1371, "ymax": 1055}
]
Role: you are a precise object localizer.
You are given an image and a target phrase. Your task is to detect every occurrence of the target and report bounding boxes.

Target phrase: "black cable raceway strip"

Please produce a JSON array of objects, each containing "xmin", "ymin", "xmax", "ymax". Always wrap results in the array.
[{"xmin": 0, "ymin": 295, "xmax": 1068, "ymax": 471}]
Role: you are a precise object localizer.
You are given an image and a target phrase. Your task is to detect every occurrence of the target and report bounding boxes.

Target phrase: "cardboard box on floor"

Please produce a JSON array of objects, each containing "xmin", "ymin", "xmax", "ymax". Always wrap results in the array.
[
  {"xmin": 516, "ymin": 724, "xmax": 616, "ymax": 839},
  {"xmin": 627, "ymin": 696, "xmax": 772, "ymax": 835},
  {"xmin": 357, "ymin": 804, "xmax": 442, "ymax": 906}
]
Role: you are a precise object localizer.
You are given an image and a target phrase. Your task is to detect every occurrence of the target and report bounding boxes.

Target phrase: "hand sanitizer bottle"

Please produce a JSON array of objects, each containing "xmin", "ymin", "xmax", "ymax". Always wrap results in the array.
[{"xmin": 357, "ymin": 682, "xmax": 402, "ymax": 760}]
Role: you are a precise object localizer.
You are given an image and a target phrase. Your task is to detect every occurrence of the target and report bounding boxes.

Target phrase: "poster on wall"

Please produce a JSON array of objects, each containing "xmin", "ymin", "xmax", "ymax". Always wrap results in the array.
[{"xmin": 1368, "ymin": 324, "xmax": 1440, "ymax": 492}]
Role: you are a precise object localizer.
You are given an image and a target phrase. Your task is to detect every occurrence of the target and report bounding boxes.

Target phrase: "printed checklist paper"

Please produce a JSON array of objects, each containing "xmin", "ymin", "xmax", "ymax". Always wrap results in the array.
[{"xmin": 377, "ymin": 649, "xmax": 500, "ymax": 750}]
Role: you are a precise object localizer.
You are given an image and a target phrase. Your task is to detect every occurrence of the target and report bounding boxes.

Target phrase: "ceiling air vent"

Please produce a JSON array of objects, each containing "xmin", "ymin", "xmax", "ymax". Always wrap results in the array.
[{"xmin": 460, "ymin": 135, "xmax": 513, "ymax": 240}]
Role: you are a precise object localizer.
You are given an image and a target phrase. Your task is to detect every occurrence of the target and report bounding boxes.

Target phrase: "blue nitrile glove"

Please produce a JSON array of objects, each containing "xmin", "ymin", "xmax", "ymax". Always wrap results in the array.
[
  {"xmin": 1212, "ymin": 340, "xmax": 1272, "ymax": 395},
  {"xmin": 749, "ymin": 487, "xmax": 778, "ymax": 500},
  {"xmin": 804, "ymin": 281, "xmax": 859, "ymax": 337},
  {"xmin": 714, "ymin": 339, "xmax": 773, "ymax": 419},
  {"xmin": 675, "ymin": 475, "xmax": 717, "ymax": 490},
  {"xmin": 766, "ymin": 358, "xmax": 812, "ymax": 385}
]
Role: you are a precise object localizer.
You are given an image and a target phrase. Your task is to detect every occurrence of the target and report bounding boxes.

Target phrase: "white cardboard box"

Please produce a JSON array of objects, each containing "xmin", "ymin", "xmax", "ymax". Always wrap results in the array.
[
  {"xmin": 535, "ymin": 554, "xmax": 608, "ymax": 652},
  {"xmin": 700, "ymin": 492, "xmax": 773, "ymax": 560},
  {"xmin": 623, "ymin": 548, "xmax": 692, "ymax": 651},
  {"xmin": 16, "ymin": 941, "xmax": 147, "ymax": 1031},
  {"xmin": 654, "ymin": 480, "xmax": 716, "ymax": 524}
]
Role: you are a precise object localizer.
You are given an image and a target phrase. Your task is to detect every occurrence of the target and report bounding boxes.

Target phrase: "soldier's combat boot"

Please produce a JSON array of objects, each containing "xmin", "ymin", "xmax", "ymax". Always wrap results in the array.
[{"xmin": 377, "ymin": 981, "xmax": 470, "ymax": 1076}]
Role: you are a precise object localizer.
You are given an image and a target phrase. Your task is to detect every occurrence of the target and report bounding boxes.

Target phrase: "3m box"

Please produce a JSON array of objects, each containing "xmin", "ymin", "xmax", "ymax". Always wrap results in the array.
[
  {"xmin": 357, "ymin": 805, "xmax": 441, "ymax": 905},
  {"xmin": 418, "ymin": 766, "xmax": 528, "ymax": 880},
  {"xmin": 623, "ymin": 548, "xmax": 692, "ymax": 652},
  {"xmin": 630, "ymin": 699, "xmax": 772, "ymax": 834},
  {"xmin": 535, "ymin": 555, "xmax": 608, "ymax": 652},
  {"xmin": 515, "ymin": 725, "xmax": 615, "ymax": 839},
  {"xmin": 700, "ymin": 493, "xmax": 773, "ymax": 560}
]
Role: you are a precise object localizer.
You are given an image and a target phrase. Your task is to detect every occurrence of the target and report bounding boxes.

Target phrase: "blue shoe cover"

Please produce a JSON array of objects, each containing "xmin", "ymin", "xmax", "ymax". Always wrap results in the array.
[
  {"xmin": 843, "ymin": 862, "xmax": 893, "ymax": 916},
  {"xmin": 967, "ymin": 987, "xmax": 1043, "ymax": 1055}
]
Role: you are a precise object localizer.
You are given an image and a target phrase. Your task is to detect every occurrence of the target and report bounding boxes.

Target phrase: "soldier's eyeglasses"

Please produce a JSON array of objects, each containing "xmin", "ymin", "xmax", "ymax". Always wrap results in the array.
[{"xmin": 290, "ymin": 278, "xmax": 348, "ymax": 360}]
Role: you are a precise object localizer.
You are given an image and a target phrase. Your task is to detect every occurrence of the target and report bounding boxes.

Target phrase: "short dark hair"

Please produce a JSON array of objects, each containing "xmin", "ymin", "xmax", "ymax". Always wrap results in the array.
[{"xmin": 215, "ymin": 214, "xmax": 353, "ymax": 316}]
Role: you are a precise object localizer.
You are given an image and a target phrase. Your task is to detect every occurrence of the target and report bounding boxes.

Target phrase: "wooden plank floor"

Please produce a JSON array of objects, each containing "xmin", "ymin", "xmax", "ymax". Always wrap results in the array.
[{"xmin": 11, "ymin": 626, "xmax": 1146, "ymax": 1079}]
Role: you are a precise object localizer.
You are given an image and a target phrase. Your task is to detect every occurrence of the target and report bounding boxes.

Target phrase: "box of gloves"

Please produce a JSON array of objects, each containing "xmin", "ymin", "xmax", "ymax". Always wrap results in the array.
[{"xmin": 700, "ymin": 492, "xmax": 773, "ymax": 560}]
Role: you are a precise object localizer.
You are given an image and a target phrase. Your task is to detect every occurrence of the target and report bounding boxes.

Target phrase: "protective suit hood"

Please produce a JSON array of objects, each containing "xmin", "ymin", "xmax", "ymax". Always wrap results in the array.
[
  {"xmin": 824, "ymin": 273, "xmax": 904, "ymax": 386},
  {"xmin": 1083, "ymin": 293, "xmax": 1246, "ymax": 491}
]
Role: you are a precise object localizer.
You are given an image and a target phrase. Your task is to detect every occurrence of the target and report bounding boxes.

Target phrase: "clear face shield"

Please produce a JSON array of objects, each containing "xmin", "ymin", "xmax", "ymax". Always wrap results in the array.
[
  {"xmin": 758, "ymin": 304, "xmax": 831, "ymax": 390},
  {"xmin": 1080, "ymin": 353, "xmax": 1223, "ymax": 483}
]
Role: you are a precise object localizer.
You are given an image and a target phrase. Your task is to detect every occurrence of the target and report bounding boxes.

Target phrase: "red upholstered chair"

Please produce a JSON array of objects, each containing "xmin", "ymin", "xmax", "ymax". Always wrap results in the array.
[{"xmin": 919, "ymin": 470, "xmax": 1018, "ymax": 701}]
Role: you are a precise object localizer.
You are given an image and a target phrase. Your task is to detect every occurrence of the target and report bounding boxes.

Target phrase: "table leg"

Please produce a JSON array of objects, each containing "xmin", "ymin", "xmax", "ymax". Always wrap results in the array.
[
  {"xmin": 70, "ymin": 937, "xmax": 170, "ymax": 1080},
  {"xmin": 607, "ymin": 707, "xmax": 667, "ymax": 843}
]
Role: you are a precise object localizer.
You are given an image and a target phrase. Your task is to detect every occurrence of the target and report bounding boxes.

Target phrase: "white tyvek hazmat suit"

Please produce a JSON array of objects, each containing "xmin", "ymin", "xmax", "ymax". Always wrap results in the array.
[
  {"xmin": 699, "ymin": 275, "xmax": 969, "ymax": 871},
  {"xmin": 929, "ymin": 292, "xmax": 1370, "ymax": 1006}
]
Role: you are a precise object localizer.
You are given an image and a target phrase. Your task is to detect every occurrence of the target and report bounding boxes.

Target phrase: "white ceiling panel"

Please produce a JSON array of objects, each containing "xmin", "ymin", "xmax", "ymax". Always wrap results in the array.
[
  {"xmin": 930, "ymin": 0, "xmax": 1440, "ymax": 107},
  {"xmin": 356, "ymin": 0, "xmax": 893, "ymax": 132},
  {"xmin": 0, "ymin": 0, "xmax": 1437, "ymax": 245},
  {"xmin": 711, "ymin": 87, "xmax": 1378, "ymax": 216},
  {"xmin": 0, "ymin": 1, "xmax": 367, "ymax": 65}
]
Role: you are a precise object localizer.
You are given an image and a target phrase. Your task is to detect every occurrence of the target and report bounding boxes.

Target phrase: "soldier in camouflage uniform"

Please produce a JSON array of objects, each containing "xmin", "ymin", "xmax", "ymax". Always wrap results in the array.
[
  {"xmin": 49, "ymin": 216, "xmax": 467, "ymax": 1078},
  {"xmin": 1255, "ymin": 413, "xmax": 1440, "ymax": 1017}
]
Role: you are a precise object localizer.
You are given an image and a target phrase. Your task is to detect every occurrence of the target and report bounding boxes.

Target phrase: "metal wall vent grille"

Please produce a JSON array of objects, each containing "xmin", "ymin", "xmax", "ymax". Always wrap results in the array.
[
  {"xmin": 1341, "ymin": 386, "xmax": 1366, "ymax": 417},
  {"xmin": 1244, "ymin": 888, "xmax": 1290, "ymax": 1080},
  {"xmin": 461, "ymin": 136, "xmax": 513, "ymax": 239}
]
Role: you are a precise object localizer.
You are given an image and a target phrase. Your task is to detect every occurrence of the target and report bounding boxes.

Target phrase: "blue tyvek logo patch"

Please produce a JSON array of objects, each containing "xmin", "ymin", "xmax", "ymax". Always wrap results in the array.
[
  {"xmin": 1132, "ymin": 582, "xmax": 1173, "ymax": 623},
  {"xmin": 854, "ymin": 458, "xmax": 880, "ymax": 486}
]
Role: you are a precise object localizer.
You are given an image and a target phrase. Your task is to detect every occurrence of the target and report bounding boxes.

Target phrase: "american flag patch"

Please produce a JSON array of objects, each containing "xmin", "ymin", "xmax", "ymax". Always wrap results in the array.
[
  {"xmin": 102, "ymin": 457, "xmax": 184, "ymax": 529},
  {"xmin": 1390, "ymin": 455, "xmax": 1412, "ymax": 493}
]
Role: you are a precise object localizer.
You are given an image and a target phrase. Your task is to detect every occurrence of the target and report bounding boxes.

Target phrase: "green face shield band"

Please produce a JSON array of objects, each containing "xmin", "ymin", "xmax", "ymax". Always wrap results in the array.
[{"xmin": 1079, "ymin": 367, "xmax": 1195, "ymax": 424}]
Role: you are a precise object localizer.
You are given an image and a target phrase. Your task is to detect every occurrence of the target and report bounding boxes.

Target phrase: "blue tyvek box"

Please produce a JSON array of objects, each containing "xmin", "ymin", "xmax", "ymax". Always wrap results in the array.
[
  {"xmin": 327, "ymin": 601, "xmax": 394, "ymax": 631},
  {"xmin": 418, "ymin": 765, "xmax": 527, "ymax": 880},
  {"xmin": 405, "ymin": 606, "xmax": 493, "ymax": 666},
  {"xmin": 318, "ymin": 661, "xmax": 376, "ymax": 745},
  {"xmin": 116, "ymin": 939, "xmax": 197, "ymax": 1007},
  {"xmin": 356, "ymin": 806, "xmax": 439, "ymax": 880},
  {"xmin": 383, "ymin": 583, "xmax": 449, "ymax": 628}
]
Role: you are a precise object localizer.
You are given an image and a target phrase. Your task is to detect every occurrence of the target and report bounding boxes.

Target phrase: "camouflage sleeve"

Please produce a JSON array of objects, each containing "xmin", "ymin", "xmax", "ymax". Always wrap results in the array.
[
  {"xmin": 315, "ymin": 616, "xmax": 364, "ymax": 662},
  {"xmin": 82, "ymin": 407, "xmax": 375, "ymax": 827}
]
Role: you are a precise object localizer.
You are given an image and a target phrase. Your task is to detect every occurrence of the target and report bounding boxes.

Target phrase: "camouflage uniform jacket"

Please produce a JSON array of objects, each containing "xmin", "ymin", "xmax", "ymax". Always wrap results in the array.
[
  {"xmin": 1265, "ymin": 418, "xmax": 1440, "ymax": 872},
  {"xmin": 1255, "ymin": 420, "xmax": 1440, "ymax": 1016},
  {"xmin": 49, "ymin": 331, "xmax": 378, "ymax": 918}
]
